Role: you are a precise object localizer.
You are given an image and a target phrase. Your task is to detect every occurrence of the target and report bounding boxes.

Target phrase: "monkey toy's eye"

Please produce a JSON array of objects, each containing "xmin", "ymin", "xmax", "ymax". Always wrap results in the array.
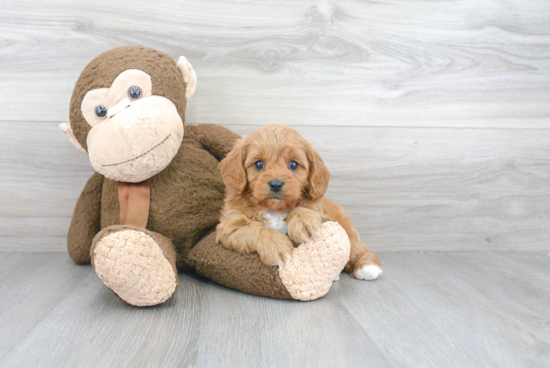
[
  {"xmin": 254, "ymin": 160, "xmax": 265, "ymax": 170},
  {"xmin": 128, "ymin": 86, "xmax": 142, "ymax": 100},
  {"xmin": 95, "ymin": 106, "xmax": 107, "ymax": 118},
  {"xmin": 288, "ymin": 161, "xmax": 299, "ymax": 171}
]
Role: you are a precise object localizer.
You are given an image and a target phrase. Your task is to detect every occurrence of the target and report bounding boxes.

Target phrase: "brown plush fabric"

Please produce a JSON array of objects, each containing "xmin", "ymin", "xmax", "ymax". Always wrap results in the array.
[
  {"xmin": 67, "ymin": 172, "xmax": 104, "ymax": 264},
  {"xmin": 96, "ymin": 126, "xmax": 232, "ymax": 270},
  {"xmin": 187, "ymin": 231, "xmax": 295, "ymax": 300},
  {"xmin": 70, "ymin": 46, "xmax": 187, "ymax": 152},
  {"xmin": 185, "ymin": 124, "xmax": 241, "ymax": 161}
]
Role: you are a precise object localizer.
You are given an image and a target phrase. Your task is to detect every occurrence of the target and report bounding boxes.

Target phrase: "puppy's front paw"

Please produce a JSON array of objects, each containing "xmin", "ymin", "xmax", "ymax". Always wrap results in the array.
[
  {"xmin": 257, "ymin": 232, "xmax": 294, "ymax": 267},
  {"xmin": 354, "ymin": 265, "xmax": 383, "ymax": 281},
  {"xmin": 287, "ymin": 208, "xmax": 323, "ymax": 244}
]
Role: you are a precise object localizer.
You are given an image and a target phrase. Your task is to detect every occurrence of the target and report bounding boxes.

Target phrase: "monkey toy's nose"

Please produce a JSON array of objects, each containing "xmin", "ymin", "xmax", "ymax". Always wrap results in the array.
[
  {"xmin": 269, "ymin": 179, "xmax": 284, "ymax": 193},
  {"xmin": 107, "ymin": 99, "xmax": 132, "ymax": 119}
]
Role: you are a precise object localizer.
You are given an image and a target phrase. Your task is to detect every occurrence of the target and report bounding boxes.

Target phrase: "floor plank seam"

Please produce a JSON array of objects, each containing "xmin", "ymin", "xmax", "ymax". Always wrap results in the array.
[{"xmin": 0, "ymin": 270, "xmax": 92, "ymax": 363}]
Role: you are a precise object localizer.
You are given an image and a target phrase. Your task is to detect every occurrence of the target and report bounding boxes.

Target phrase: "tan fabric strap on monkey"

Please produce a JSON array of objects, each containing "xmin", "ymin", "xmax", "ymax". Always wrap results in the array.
[{"xmin": 117, "ymin": 180, "xmax": 151, "ymax": 228}]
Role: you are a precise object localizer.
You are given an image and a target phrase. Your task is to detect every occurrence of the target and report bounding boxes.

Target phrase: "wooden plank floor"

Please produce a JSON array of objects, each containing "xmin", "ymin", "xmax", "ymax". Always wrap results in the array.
[{"xmin": 1, "ymin": 251, "xmax": 548, "ymax": 368}]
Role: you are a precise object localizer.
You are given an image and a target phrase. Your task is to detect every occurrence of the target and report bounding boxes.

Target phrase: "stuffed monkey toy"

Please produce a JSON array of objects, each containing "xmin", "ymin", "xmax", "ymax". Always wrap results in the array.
[{"xmin": 61, "ymin": 46, "xmax": 351, "ymax": 306}]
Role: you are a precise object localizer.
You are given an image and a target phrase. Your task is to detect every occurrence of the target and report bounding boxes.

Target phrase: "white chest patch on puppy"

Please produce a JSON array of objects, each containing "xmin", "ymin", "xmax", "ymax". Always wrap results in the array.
[{"xmin": 262, "ymin": 211, "xmax": 288, "ymax": 234}]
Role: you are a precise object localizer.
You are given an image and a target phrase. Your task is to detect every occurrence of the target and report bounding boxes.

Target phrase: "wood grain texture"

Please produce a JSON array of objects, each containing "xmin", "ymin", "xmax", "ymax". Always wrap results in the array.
[
  {"xmin": 0, "ymin": 0, "xmax": 549, "ymax": 127},
  {"xmin": 1, "ymin": 0, "xmax": 550, "ymax": 252},
  {"xmin": 3, "ymin": 122, "xmax": 550, "ymax": 252},
  {"xmin": 0, "ymin": 251, "xmax": 548, "ymax": 367},
  {"xmin": 0, "ymin": 253, "xmax": 89, "ymax": 361}
]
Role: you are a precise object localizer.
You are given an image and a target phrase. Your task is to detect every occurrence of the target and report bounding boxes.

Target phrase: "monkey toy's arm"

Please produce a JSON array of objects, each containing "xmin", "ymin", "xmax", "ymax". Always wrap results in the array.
[
  {"xmin": 185, "ymin": 124, "xmax": 240, "ymax": 161},
  {"xmin": 67, "ymin": 172, "xmax": 104, "ymax": 264}
]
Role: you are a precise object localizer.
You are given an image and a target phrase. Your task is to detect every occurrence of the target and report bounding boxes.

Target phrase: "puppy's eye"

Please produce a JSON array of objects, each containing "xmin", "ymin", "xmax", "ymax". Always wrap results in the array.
[
  {"xmin": 254, "ymin": 160, "xmax": 265, "ymax": 170},
  {"xmin": 128, "ymin": 86, "xmax": 142, "ymax": 100},
  {"xmin": 95, "ymin": 106, "xmax": 107, "ymax": 118},
  {"xmin": 288, "ymin": 161, "xmax": 299, "ymax": 171}
]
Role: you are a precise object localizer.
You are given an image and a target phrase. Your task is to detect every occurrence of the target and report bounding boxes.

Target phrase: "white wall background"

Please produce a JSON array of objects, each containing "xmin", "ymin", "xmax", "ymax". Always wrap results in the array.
[{"xmin": 1, "ymin": 0, "xmax": 549, "ymax": 251}]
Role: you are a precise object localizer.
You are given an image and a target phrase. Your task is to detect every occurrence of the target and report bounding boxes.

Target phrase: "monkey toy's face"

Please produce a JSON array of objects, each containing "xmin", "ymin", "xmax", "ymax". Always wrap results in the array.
[
  {"xmin": 83, "ymin": 69, "xmax": 184, "ymax": 182},
  {"xmin": 61, "ymin": 46, "xmax": 197, "ymax": 183}
]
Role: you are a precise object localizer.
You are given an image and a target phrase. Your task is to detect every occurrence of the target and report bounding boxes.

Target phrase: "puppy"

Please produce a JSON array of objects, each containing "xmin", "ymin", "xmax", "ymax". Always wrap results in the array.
[{"xmin": 216, "ymin": 123, "xmax": 382, "ymax": 280}]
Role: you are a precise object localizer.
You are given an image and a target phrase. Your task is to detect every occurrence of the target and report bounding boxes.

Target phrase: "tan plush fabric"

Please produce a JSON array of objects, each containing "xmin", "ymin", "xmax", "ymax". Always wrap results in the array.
[
  {"xmin": 176, "ymin": 56, "xmax": 197, "ymax": 98},
  {"xmin": 278, "ymin": 222, "xmax": 351, "ymax": 301},
  {"xmin": 80, "ymin": 69, "xmax": 153, "ymax": 127},
  {"xmin": 87, "ymin": 96, "xmax": 184, "ymax": 183},
  {"xmin": 59, "ymin": 122, "xmax": 86, "ymax": 152},
  {"xmin": 91, "ymin": 225, "xmax": 178, "ymax": 307},
  {"xmin": 117, "ymin": 180, "xmax": 151, "ymax": 228}
]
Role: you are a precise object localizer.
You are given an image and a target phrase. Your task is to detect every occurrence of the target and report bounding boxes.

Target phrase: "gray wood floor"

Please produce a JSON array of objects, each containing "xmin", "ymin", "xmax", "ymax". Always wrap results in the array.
[
  {"xmin": 2, "ymin": 1, "xmax": 549, "ymax": 366},
  {"xmin": 1, "ymin": 251, "xmax": 549, "ymax": 368}
]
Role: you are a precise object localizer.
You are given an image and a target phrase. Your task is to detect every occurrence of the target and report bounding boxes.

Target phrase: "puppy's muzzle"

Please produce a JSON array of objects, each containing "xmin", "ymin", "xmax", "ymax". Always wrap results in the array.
[{"xmin": 269, "ymin": 179, "xmax": 284, "ymax": 193}]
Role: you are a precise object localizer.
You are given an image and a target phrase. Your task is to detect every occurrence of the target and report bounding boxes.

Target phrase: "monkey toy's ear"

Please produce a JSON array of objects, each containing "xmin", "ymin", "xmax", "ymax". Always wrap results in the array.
[
  {"xmin": 59, "ymin": 122, "xmax": 86, "ymax": 153},
  {"xmin": 176, "ymin": 56, "xmax": 198, "ymax": 99}
]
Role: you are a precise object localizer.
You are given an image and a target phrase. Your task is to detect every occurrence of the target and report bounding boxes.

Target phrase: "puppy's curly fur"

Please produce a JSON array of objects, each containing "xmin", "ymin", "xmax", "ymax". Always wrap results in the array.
[{"xmin": 216, "ymin": 124, "xmax": 381, "ymax": 278}]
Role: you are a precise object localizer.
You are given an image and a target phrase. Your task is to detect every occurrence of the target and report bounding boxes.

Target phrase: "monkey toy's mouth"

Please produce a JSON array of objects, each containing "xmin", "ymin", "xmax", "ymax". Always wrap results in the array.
[
  {"xmin": 87, "ymin": 95, "xmax": 184, "ymax": 183},
  {"xmin": 101, "ymin": 134, "xmax": 172, "ymax": 167}
]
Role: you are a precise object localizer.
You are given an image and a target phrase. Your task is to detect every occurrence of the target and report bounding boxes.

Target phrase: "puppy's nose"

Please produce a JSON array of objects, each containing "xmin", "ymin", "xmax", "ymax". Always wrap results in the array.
[{"xmin": 269, "ymin": 179, "xmax": 284, "ymax": 193}]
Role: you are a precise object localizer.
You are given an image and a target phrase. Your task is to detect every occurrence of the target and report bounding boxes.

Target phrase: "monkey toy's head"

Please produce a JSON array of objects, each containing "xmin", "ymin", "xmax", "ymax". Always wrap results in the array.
[{"xmin": 60, "ymin": 46, "xmax": 197, "ymax": 183}]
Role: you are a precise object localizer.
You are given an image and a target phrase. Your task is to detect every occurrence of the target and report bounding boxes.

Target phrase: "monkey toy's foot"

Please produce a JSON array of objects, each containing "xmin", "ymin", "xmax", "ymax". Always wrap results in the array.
[
  {"xmin": 277, "ymin": 221, "xmax": 351, "ymax": 301},
  {"xmin": 91, "ymin": 225, "xmax": 178, "ymax": 307}
]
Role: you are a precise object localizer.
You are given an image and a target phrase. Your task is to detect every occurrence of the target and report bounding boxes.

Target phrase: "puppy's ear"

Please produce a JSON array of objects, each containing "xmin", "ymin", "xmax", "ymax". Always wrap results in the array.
[
  {"xmin": 219, "ymin": 138, "xmax": 248, "ymax": 194},
  {"xmin": 306, "ymin": 143, "xmax": 330, "ymax": 200}
]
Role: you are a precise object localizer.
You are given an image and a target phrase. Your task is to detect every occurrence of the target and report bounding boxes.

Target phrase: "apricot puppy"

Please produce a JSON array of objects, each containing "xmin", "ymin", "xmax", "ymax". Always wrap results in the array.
[{"xmin": 216, "ymin": 123, "xmax": 382, "ymax": 280}]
